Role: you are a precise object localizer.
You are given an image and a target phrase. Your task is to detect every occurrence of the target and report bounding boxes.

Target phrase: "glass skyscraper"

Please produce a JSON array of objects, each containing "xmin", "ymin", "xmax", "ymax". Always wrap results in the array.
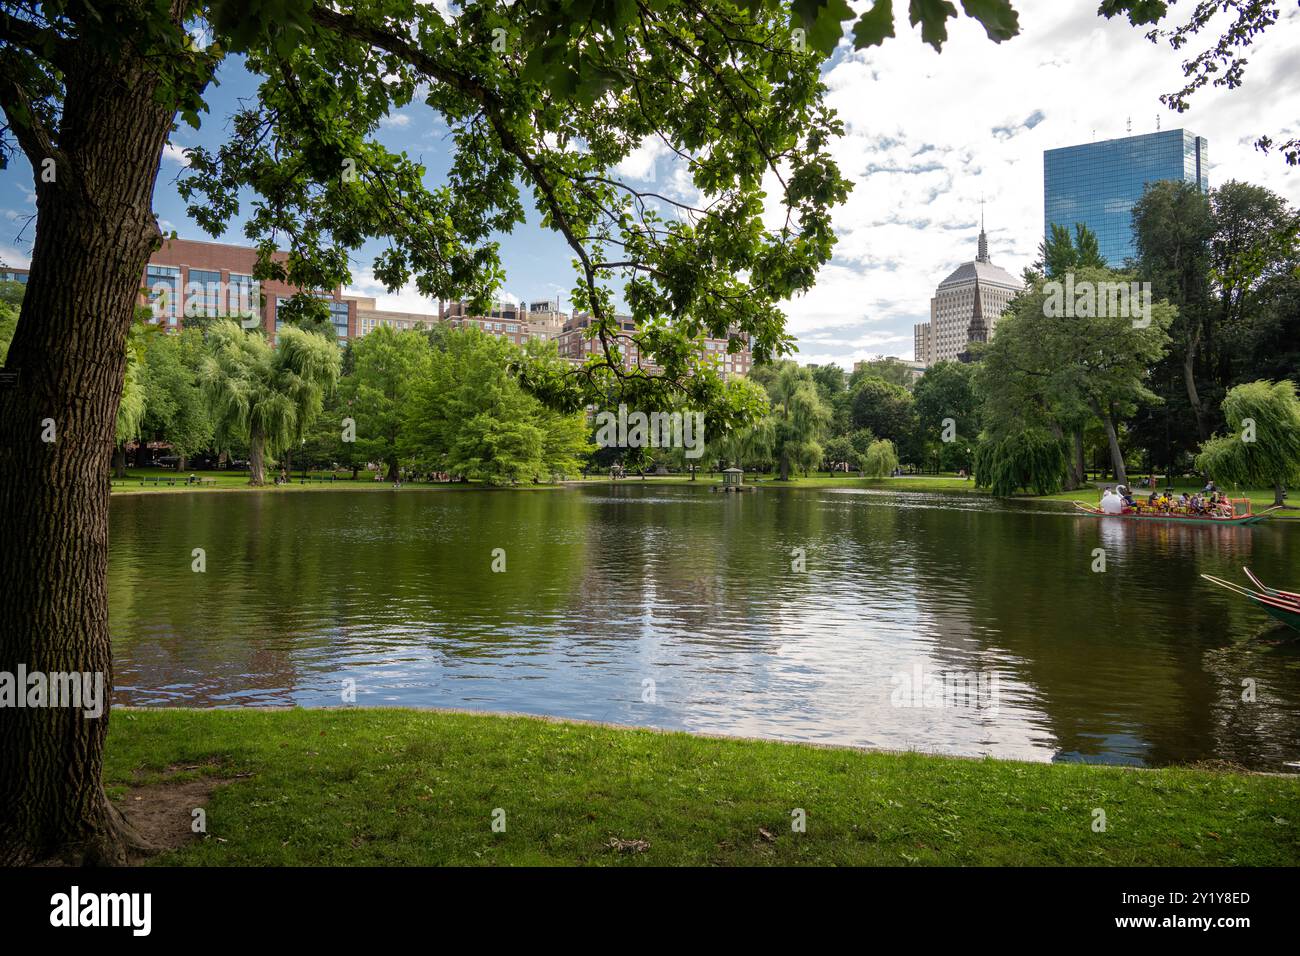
[{"xmin": 1044, "ymin": 129, "xmax": 1208, "ymax": 266}]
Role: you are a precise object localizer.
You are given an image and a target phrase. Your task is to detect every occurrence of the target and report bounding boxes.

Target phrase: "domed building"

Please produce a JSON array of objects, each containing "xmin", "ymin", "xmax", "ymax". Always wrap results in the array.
[{"xmin": 914, "ymin": 218, "xmax": 1021, "ymax": 367}]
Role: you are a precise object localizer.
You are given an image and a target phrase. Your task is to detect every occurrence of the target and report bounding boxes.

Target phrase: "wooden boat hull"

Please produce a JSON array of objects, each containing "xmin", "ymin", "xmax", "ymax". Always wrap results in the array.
[
  {"xmin": 1073, "ymin": 502, "xmax": 1274, "ymax": 526},
  {"xmin": 1243, "ymin": 567, "xmax": 1300, "ymax": 602},
  {"xmin": 1202, "ymin": 569, "xmax": 1300, "ymax": 633},
  {"xmin": 1260, "ymin": 599, "xmax": 1300, "ymax": 632}
]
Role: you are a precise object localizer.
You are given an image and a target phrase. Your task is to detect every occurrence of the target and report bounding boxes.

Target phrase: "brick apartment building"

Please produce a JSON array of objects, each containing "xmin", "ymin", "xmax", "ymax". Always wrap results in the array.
[
  {"xmin": 557, "ymin": 312, "xmax": 753, "ymax": 379},
  {"xmin": 146, "ymin": 237, "xmax": 355, "ymax": 341},
  {"xmin": 438, "ymin": 298, "xmax": 568, "ymax": 347}
]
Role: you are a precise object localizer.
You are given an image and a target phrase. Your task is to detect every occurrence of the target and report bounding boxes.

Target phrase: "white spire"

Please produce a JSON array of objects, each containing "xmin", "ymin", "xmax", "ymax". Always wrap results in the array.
[{"xmin": 976, "ymin": 198, "xmax": 990, "ymax": 263}]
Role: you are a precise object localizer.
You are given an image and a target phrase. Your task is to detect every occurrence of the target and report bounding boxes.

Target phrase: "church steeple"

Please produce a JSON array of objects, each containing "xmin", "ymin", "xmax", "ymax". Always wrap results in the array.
[
  {"xmin": 959, "ymin": 275, "xmax": 987, "ymax": 365},
  {"xmin": 976, "ymin": 199, "xmax": 990, "ymax": 263}
]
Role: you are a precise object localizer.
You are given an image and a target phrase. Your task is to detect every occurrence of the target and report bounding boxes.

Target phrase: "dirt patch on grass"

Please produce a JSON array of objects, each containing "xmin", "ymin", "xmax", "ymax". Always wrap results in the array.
[
  {"xmin": 120, "ymin": 777, "xmax": 226, "ymax": 860},
  {"xmin": 115, "ymin": 760, "xmax": 249, "ymax": 861}
]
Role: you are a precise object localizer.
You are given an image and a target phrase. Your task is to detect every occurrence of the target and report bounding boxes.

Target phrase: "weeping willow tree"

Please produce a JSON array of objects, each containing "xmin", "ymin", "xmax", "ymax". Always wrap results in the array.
[
  {"xmin": 201, "ymin": 321, "xmax": 341, "ymax": 485},
  {"xmin": 762, "ymin": 363, "xmax": 831, "ymax": 480},
  {"xmin": 974, "ymin": 429, "xmax": 1068, "ymax": 498},
  {"xmin": 861, "ymin": 438, "xmax": 899, "ymax": 478},
  {"xmin": 111, "ymin": 317, "xmax": 153, "ymax": 478},
  {"xmin": 1195, "ymin": 380, "xmax": 1300, "ymax": 506}
]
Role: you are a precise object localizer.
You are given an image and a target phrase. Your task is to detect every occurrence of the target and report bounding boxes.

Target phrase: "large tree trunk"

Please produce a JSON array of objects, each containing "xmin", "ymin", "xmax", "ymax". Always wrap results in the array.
[
  {"xmin": 1183, "ymin": 322, "xmax": 1208, "ymax": 441},
  {"xmin": 1274, "ymin": 481, "xmax": 1286, "ymax": 508},
  {"xmin": 112, "ymin": 444, "xmax": 128, "ymax": 479},
  {"xmin": 0, "ymin": 38, "xmax": 176, "ymax": 865},
  {"xmin": 1100, "ymin": 410, "xmax": 1128, "ymax": 488},
  {"xmin": 385, "ymin": 457, "xmax": 399, "ymax": 482},
  {"xmin": 1072, "ymin": 431, "xmax": 1086, "ymax": 490},
  {"xmin": 248, "ymin": 429, "xmax": 268, "ymax": 486}
]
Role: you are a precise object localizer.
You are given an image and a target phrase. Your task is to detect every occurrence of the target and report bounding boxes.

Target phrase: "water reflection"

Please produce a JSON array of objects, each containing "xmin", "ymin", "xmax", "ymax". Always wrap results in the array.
[{"xmin": 107, "ymin": 485, "xmax": 1300, "ymax": 769}]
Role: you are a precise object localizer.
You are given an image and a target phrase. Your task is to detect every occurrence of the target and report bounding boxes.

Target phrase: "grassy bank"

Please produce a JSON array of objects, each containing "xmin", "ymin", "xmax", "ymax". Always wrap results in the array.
[
  {"xmin": 108, "ymin": 708, "xmax": 1300, "ymax": 866},
  {"xmin": 109, "ymin": 466, "xmax": 1298, "ymax": 516},
  {"xmin": 632, "ymin": 473, "xmax": 1300, "ymax": 515},
  {"xmin": 109, "ymin": 467, "xmax": 565, "ymax": 495}
]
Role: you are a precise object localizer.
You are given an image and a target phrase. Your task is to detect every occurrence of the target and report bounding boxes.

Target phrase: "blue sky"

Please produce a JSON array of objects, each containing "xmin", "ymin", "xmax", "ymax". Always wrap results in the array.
[{"xmin": 3, "ymin": 2, "xmax": 1298, "ymax": 366}]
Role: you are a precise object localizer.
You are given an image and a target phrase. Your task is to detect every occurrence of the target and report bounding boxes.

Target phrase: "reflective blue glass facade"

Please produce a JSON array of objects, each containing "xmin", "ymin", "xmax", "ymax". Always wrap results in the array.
[{"xmin": 1044, "ymin": 129, "xmax": 1208, "ymax": 267}]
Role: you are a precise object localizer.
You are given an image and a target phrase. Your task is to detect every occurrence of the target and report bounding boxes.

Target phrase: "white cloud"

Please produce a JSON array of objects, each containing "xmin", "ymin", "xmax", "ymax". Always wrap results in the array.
[
  {"xmin": 344, "ymin": 267, "xmax": 442, "ymax": 315},
  {"xmin": 0, "ymin": 243, "xmax": 31, "ymax": 269},
  {"xmin": 162, "ymin": 143, "xmax": 190, "ymax": 166},
  {"xmin": 615, "ymin": 136, "xmax": 670, "ymax": 181}
]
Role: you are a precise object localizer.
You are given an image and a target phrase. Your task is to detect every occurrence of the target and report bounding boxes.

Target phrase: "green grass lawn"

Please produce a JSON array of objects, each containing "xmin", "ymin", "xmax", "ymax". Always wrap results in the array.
[
  {"xmin": 108, "ymin": 708, "xmax": 1300, "ymax": 866},
  {"xmin": 109, "ymin": 467, "xmax": 564, "ymax": 494}
]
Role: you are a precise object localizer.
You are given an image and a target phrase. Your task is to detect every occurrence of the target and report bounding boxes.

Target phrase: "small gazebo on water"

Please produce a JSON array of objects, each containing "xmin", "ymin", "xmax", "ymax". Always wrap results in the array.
[{"xmin": 713, "ymin": 467, "xmax": 755, "ymax": 493}]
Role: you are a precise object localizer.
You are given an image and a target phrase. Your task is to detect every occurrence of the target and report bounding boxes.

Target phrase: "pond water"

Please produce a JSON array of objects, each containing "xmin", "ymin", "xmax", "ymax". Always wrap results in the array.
[{"xmin": 108, "ymin": 483, "xmax": 1300, "ymax": 769}]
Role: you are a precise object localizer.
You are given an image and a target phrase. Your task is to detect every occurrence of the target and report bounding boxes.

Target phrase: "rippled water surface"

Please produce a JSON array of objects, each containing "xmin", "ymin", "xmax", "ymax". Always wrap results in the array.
[{"xmin": 109, "ymin": 484, "xmax": 1300, "ymax": 768}]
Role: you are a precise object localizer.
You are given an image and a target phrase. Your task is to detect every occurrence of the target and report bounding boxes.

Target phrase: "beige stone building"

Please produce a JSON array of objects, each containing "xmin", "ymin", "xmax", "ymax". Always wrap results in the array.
[{"xmin": 913, "ymin": 225, "xmax": 1021, "ymax": 367}]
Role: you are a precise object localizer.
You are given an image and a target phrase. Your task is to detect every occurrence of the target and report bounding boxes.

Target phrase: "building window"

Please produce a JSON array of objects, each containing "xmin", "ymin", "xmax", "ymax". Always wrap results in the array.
[
  {"xmin": 228, "ymin": 273, "xmax": 259, "ymax": 322},
  {"xmin": 186, "ymin": 269, "xmax": 223, "ymax": 317},
  {"xmin": 145, "ymin": 265, "xmax": 181, "ymax": 326}
]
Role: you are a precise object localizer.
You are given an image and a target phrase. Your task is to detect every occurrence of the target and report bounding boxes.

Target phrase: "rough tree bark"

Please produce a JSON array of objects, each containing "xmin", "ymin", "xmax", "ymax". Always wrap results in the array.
[
  {"xmin": 0, "ymin": 40, "xmax": 175, "ymax": 865},
  {"xmin": 1099, "ymin": 409, "xmax": 1128, "ymax": 488},
  {"xmin": 248, "ymin": 428, "xmax": 268, "ymax": 486},
  {"xmin": 1183, "ymin": 322, "xmax": 1208, "ymax": 441},
  {"xmin": 1072, "ymin": 430, "xmax": 1086, "ymax": 490}
]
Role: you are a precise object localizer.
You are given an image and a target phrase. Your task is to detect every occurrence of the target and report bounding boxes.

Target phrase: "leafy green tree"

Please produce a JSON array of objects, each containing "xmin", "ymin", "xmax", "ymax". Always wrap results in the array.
[
  {"xmin": 700, "ymin": 376, "xmax": 773, "ymax": 471},
  {"xmin": 340, "ymin": 326, "xmax": 432, "ymax": 481},
  {"xmin": 1133, "ymin": 180, "xmax": 1215, "ymax": 441},
  {"xmin": 1195, "ymin": 380, "xmax": 1300, "ymax": 506},
  {"xmin": 822, "ymin": 434, "xmax": 854, "ymax": 472},
  {"xmin": 405, "ymin": 328, "xmax": 588, "ymax": 484},
  {"xmin": 1037, "ymin": 222, "xmax": 1106, "ymax": 277},
  {"xmin": 1131, "ymin": 180, "xmax": 1299, "ymax": 474},
  {"xmin": 973, "ymin": 429, "xmax": 1068, "ymax": 497},
  {"xmin": 850, "ymin": 376, "xmax": 916, "ymax": 450},
  {"xmin": 1209, "ymin": 182, "xmax": 1300, "ymax": 385},
  {"xmin": 975, "ymin": 269, "xmax": 1174, "ymax": 490},
  {"xmin": 849, "ymin": 356, "xmax": 914, "ymax": 390},
  {"xmin": 201, "ymin": 322, "xmax": 341, "ymax": 485},
  {"xmin": 761, "ymin": 362, "xmax": 829, "ymax": 480},
  {"xmin": 140, "ymin": 328, "xmax": 212, "ymax": 469},
  {"xmin": 860, "ymin": 438, "xmax": 899, "ymax": 478},
  {"xmin": 913, "ymin": 361, "xmax": 978, "ymax": 472},
  {"xmin": 809, "ymin": 363, "xmax": 847, "ymax": 409}
]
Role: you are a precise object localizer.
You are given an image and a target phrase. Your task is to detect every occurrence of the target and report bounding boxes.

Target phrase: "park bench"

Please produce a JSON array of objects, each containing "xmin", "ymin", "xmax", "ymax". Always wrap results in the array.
[{"xmin": 140, "ymin": 476, "xmax": 178, "ymax": 487}]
